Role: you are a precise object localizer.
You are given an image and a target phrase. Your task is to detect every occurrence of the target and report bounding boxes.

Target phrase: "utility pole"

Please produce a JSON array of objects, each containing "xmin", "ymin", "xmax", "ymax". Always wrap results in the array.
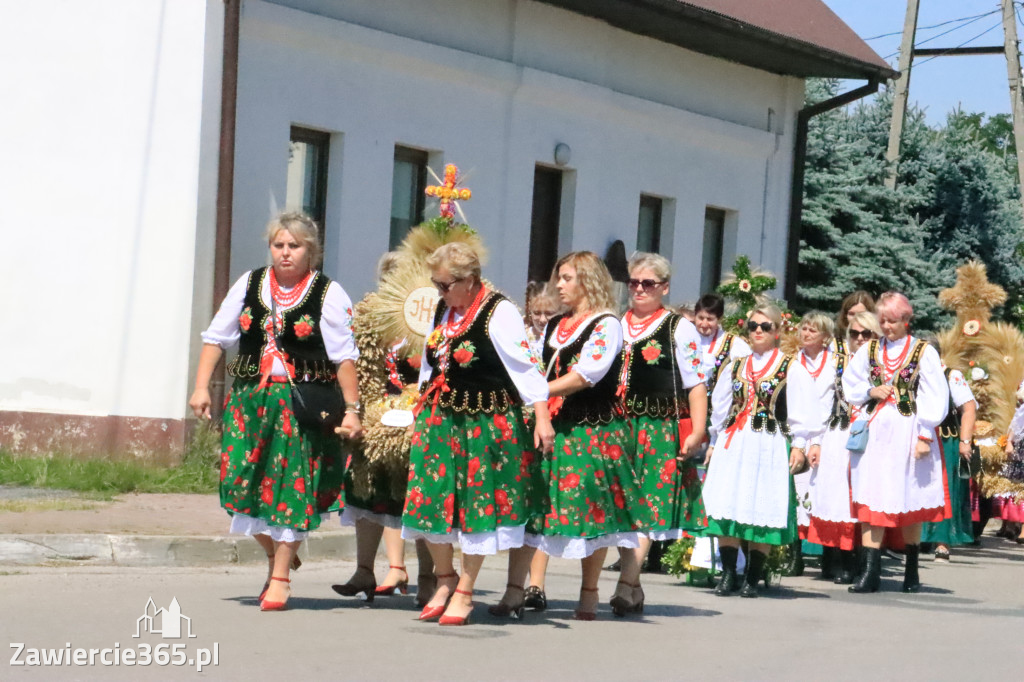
[
  {"xmin": 884, "ymin": 0, "xmax": 920, "ymax": 190},
  {"xmin": 1001, "ymin": 0, "xmax": 1024, "ymax": 205}
]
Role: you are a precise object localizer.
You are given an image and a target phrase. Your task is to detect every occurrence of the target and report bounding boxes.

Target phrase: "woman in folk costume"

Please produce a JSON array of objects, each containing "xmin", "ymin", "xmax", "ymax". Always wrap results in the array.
[
  {"xmin": 611, "ymin": 252, "xmax": 707, "ymax": 615},
  {"xmin": 703, "ymin": 303, "xmax": 820, "ymax": 598},
  {"xmin": 790, "ymin": 312, "xmax": 837, "ymax": 577},
  {"xmin": 402, "ymin": 242, "xmax": 554, "ymax": 626},
  {"xmin": 807, "ymin": 311, "xmax": 880, "ymax": 584},
  {"xmin": 830, "ymin": 290, "xmax": 875, "ymax": 356},
  {"xmin": 694, "ymin": 293, "xmax": 752, "ymax": 391},
  {"xmin": 842, "ymin": 292, "xmax": 950, "ymax": 594},
  {"xmin": 1000, "ymin": 386, "xmax": 1024, "ymax": 543},
  {"xmin": 189, "ymin": 212, "xmax": 362, "ymax": 611},
  {"xmin": 332, "ymin": 252, "xmax": 435, "ymax": 607},
  {"xmin": 920, "ymin": 336, "xmax": 978, "ymax": 561},
  {"xmin": 525, "ymin": 251, "xmax": 650, "ymax": 620}
]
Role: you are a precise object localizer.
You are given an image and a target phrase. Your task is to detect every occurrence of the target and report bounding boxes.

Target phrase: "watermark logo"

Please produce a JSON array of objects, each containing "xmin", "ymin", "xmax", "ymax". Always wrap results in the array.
[
  {"xmin": 134, "ymin": 597, "xmax": 196, "ymax": 639},
  {"xmin": 11, "ymin": 597, "xmax": 218, "ymax": 672}
]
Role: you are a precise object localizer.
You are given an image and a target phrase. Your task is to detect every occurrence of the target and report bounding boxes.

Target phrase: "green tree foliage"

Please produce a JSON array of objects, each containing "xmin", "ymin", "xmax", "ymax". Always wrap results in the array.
[{"xmin": 796, "ymin": 80, "xmax": 1024, "ymax": 329}]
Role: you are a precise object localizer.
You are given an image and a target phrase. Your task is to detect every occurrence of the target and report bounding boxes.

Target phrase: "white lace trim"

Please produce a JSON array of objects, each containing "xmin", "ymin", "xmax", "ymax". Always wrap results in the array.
[
  {"xmin": 523, "ymin": 531, "xmax": 640, "ymax": 559},
  {"xmin": 400, "ymin": 525, "xmax": 525, "ymax": 556},
  {"xmin": 646, "ymin": 529, "xmax": 685, "ymax": 542},
  {"xmin": 339, "ymin": 506, "xmax": 402, "ymax": 530},
  {"xmin": 229, "ymin": 513, "xmax": 309, "ymax": 542}
]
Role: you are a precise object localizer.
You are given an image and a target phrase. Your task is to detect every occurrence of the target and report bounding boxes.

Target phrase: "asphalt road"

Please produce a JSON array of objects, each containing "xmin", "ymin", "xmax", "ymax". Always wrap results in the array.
[{"xmin": 1, "ymin": 539, "xmax": 1021, "ymax": 681}]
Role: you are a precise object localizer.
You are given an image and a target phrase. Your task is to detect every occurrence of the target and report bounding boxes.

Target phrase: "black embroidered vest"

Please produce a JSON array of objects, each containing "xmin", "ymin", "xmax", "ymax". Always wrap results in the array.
[
  {"xmin": 833, "ymin": 337, "xmax": 848, "ymax": 357},
  {"xmin": 828, "ymin": 352, "xmax": 851, "ymax": 431},
  {"xmin": 226, "ymin": 267, "xmax": 337, "ymax": 384},
  {"xmin": 865, "ymin": 338, "xmax": 928, "ymax": 417},
  {"xmin": 620, "ymin": 313, "xmax": 690, "ymax": 418},
  {"xmin": 724, "ymin": 354, "xmax": 792, "ymax": 437},
  {"xmin": 543, "ymin": 313, "xmax": 623, "ymax": 425},
  {"xmin": 706, "ymin": 332, "xmax": 737, "ymax": 390},
  {"xmin": 936, "ymin": 367, "xmax": 961, "ymax": 439},
  {"xmin": 423, "ymin": 292, "xmax": 520, "ymax": 413}
]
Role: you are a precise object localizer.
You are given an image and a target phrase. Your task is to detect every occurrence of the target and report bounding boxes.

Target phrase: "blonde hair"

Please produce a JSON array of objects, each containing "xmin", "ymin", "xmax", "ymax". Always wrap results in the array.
[
  {"xmin": 426, "ymin": 242, "xmax": 482, "ymax": 281},
  {"xmin": 628, "ymin": 251, "xmax": 671, "ymax": 282},
  {"xmin": 848, "ymin": 310, "xmax": 882, "ymax": 339},
  {"xmin": 749, "ymin": 303, "xmax": 783, "ymax": 331},
  {"xmin": 265, "ymin": 212, "xmax": 321, "ymax": 268},
  {"xmin": 799, "ymin": 311, "xmax": 835, "ymax": 341},
  {"xmin": 550, "ymin": 251, "xmax": 616, "ymax": 313}
]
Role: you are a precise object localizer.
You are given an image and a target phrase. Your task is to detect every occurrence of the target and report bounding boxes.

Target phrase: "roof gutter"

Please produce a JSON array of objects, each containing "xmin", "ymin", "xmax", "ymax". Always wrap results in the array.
[
  {"xmin": 211, "ymin": 0, "xmax": 241, "ymax": 415},
  {"xmin": 783, "ymin": 78, "xmax": 882, "ymax": 303}
]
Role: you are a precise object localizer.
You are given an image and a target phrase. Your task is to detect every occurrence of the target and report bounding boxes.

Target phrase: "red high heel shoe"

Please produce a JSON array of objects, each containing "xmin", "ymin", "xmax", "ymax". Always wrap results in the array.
[
  {"xmin": 573, "ymin": 586, "xmax": 599, "ymax": 621},
  {"xmin": 418, "ymin": 572, "xmax": 458, "ymax": 621},
  {"xmin": 375, "ymin": 565, "xmax": 410, "ymax": 596},
  {"xmin": 260, "ymin": 553, "xmax": 302, "ymax": 601},
  {"xmin": 439, "ymin": 589, "xmax": 473, "ymax": 626},
  {"xmin": 260, "ymin": 577, "xmax": 290, "ymax": 612}
]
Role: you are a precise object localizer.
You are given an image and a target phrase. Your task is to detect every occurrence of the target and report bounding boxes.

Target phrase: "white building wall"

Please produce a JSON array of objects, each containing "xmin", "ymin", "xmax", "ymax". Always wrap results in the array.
[
  {"xmin": 0, "ymin": 0, "xmax": 209, "ymax": 421},
  {"xmin": 231, "ymin": 0, "xmax": 800, "ymax": 304}
]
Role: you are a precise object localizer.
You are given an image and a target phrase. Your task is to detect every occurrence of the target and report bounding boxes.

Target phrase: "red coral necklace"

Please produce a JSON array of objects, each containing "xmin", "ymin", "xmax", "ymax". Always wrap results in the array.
[
  {"xmin": 556, "ymin": 310, "xmax": 593, "ymax": 344},
  {"xmin": 443, "ymin": 285, "xmax": 488, "ymax": 338},
  {"xmin": 625, "ymin": 308, "xmax": 664, "ymax": 337},
  {"xmin": 746, "ymin": 349, "xmax": 779, "ymax": 385},
  {"xmin": 800, "ymin": 348, "xmax": 827, "ymax": 379},
  {"xmin": 882, "ymin": 336, "xmax": 911, "ymax": 378},
  {"xmin": 269, "ymin": 268, "xmax": 312, "ymax": 307}
]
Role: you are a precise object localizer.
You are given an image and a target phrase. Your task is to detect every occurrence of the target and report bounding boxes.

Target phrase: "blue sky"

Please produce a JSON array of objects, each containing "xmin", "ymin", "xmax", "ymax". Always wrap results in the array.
[{"xmin": 824, "ymin": 0, "xmax": 1017, "ymax": 125}]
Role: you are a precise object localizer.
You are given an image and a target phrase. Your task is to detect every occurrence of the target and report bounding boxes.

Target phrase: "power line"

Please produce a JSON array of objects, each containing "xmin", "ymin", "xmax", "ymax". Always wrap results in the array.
[
  {"xmin": 882, "ymin": 10, "xmax": 1001, "ymax": 60},
  {"xmin": 910, "ymin": 19, "xmax": 1005, "ymax": 69},
  {"xmin": 865, "ymin": 7, "xmax": 1000, "ymax": 41}
]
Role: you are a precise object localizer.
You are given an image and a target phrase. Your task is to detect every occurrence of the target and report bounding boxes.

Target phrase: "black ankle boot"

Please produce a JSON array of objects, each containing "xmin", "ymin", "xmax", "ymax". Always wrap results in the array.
[
  {"xmin": 848, "ymin": 547, "xmax": 881, "ymax": 593},
  {"xmin": 714, "ymin": 546, "xmax": 740, "ymax": 596},
  {"xmin": 902, "ymin": 543, "xmax": 921, "ymax": 593},
  {"xmin": 834, "ymin": 549, "xmax": 857, "ymax": 585},
  {"xmin": 784, "ymin": 540, "xmax": 804, "ymax": 577},
  {"xmin": 819, "ymin": 546, "xmax": 837, "ymax": 580},
  {"xmin": 740, "ymin": 550, "xmax": 766, "ymax": 598}
]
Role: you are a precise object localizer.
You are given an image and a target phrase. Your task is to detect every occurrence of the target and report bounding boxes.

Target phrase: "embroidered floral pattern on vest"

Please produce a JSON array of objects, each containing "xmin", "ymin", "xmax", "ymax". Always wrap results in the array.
[
  {"xmin": 866, "ymin": 338, "xmax": 927, "ymax": 417},
  {"xmin": 724, "ymin": 355, "xmax": 793, "ymax": 437}
]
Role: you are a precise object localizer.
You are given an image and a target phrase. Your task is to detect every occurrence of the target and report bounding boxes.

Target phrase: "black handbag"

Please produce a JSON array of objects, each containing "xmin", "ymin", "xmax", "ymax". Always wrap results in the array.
[
  {"xmin": 958, "ymin": 442, "xmax": 981, "ymax": 480},
  {"xmin": 271, "ymin": 297, "xmax": 344, "ymax": 433}
]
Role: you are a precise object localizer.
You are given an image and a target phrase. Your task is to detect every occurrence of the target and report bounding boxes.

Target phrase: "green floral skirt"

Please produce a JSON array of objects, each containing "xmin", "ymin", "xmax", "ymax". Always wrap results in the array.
[
  {"xmin": 219, "ymin": 380, "xmax": 345, "ymax": 532},
  {"xmin": 525, "ymin": 417, "xmax": 650, "ymax": 559},
  {"xmin": 631, "ymin": 415, "xmax": 707, "ymax": 538},
  {"xmin": 401, "ymin": 406, "xmax": 539, "ymax": 554}
]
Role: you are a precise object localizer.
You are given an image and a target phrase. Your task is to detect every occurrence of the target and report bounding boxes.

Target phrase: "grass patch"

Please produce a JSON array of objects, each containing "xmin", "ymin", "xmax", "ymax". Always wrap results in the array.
[
  {"xmin": 0, "ymin": 421, "xmax": 221, "ymax": 496},
  {"xmin": 0, "ymin": 498, "xmax": 103, "ymax": 513}
]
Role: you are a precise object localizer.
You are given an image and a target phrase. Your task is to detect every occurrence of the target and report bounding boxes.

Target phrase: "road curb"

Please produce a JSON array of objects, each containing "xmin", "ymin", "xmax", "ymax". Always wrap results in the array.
[{"xmin": 0, "ymin": 530, "xmax": 362, "ymax": 567}]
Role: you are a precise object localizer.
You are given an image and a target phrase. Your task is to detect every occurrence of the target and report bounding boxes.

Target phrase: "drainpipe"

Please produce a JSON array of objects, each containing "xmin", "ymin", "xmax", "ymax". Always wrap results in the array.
[
  {"xmin": 211, "ymin": 0, "xmax": 241, "ymax": 416},
  {"xmin": 783, "ymin": 79, "xmax": 881, "ymax": 303}
]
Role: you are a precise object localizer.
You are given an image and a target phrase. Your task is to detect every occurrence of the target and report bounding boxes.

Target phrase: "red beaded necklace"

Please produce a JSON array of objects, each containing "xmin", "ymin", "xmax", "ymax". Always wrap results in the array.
[
  {"xmin": 882, "ymin": 336, "xmax": 911, "ymax": 378},
  {"xmin": 800, "ymin": 348, "xmax": 827, "ymax": 379},
  {"xmin": 443, "ymin": 285, "xmax": 488, "ymax": 338},
  {"xmin": 556, "ymin": 310, "xmax": 592, "ymax": 344},
  {"xmin": 624, "ymin": 308, "xmax": 664, "ymax": 338},
  {"xmin": 269, "ymin": 268, "xmax": 312, "ymax": 307},
  {"xmin": 745, "ymin": 349, "xmax": 779, "ymax": 385}
]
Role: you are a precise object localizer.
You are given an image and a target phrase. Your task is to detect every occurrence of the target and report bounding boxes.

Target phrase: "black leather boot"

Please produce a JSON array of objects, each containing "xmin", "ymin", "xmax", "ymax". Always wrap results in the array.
[
  {"xmin": 784, "ymin": 540, "xmax": 804, "ymax": 576},
  {"xmin": 834, "ymin": 549, "xmax": 857, "ymax": 585},
  {"xmin": 819, "ymin": 546, "xmax": 837, "ymax": 580},
  {"xmin": 902, "ymin": 543, "xmax": 921, "ymax": 593},
  {"xmin": 740, "ymin": 550, "xmax": 766, "ymax": 598},
  {"xmin": 848, "ymin": 547, "xmax": 881, "ymax": 593},
  {"xmin": 714, "ymin": 545, "xmax": 740, "ymax": 596}
]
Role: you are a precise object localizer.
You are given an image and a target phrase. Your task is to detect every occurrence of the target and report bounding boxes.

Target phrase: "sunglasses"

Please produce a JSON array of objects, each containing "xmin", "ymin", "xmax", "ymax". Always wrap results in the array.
[
  {"xmin": 431, "ymin": 277, "xmax": 465, "ymax": 294},
  {"xmin": 628, "ymin": 278, "xmax": 665, "ymax": 291},
  {"xmin": 849, "ymin": 329, "xmax": 874, "ymax": 340},
  {"xmin": 746, "ymin": 320, "xmax": 774, "ymax": 333}
]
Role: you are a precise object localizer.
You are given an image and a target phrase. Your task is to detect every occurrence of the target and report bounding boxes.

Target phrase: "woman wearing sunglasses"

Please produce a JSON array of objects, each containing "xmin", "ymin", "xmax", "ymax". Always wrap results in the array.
[
  {"xmin": 402, "ymin": 242, "xmax": 555, "ymax": 626},
  {"xmin": 841, "ymin": 292, "xmax": 949, "ymax": 594},
  {"xmin": 607, "ymin": 252, "xmax": 708, "ymax": 616},
  {"xmin": 524, "ymin": 251, "xmax": 649, "ymax": 620},
  {"xmin": 703, "ymin": 303, "xmax": 820, "ymax": 597},
  {"xmin": 806, "ymin": 310, "xmax": 879, "ymax": 584}
]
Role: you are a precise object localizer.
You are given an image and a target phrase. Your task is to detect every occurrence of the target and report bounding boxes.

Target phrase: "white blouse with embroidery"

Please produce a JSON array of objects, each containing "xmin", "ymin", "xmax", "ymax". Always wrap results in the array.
[
  {"xmin": 416, "ymin": 297, "xmax": 549, "ymax": 405},
  {"xmin": 797, "ymin": 348, "xmax": 837, "ymax": 447},
  {"xmin": 621, "ymin": 309, "xmax": 704, "ymax": 389},
  {"xmin": 544, "ymin": 312, "xmax": 624, "ymax": 386},
  {"xmin": 201, "ymin": 270, "xmax": 358, "ymax": 377}
]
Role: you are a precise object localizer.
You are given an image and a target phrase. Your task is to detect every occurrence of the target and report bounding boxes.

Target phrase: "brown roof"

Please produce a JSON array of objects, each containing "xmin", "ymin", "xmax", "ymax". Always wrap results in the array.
[{"xmin": 536, "ymin": 0, "xmax": 897, "ymax": 81}]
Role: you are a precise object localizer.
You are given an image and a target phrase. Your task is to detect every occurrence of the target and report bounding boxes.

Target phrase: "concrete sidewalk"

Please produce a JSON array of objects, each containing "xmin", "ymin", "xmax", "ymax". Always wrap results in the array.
[{"xmin": 0, "ymin": 488, "xmax": 357, "ymax": 567}]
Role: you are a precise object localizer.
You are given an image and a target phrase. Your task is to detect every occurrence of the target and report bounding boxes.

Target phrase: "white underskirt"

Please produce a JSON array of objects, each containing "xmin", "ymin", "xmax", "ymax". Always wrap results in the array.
[
  {"xmin": 229, "ymin": 513, "xmax": 309, "ymax": 542},
  {"xmin": 339, "ymin": 506, "xmax": 402, "ymax": 530},
  {"xmin": 401, "ymin": 524, "xmax": 524, "ymax": 556},
  {"xmin": 524, "ymin": 531, "xmax": 640, "ymax": 560},
  {"xmin": 809, "ymin": 426, "xmax": 858, "ymax": 523},
  {"xmin": 647, "ymin": 529, "xmax": 685, "ymax": 542}
]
